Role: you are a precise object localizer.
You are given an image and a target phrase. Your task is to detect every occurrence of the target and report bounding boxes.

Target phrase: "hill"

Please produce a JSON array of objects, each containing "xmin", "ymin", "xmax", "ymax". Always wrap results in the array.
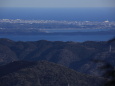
[
  {"xmin": 0, "ymin": 38, "xmax": 115, "ymax": 76},
  {"xmin": 0, "ymin": 61, "xmax": 105, "ymax": 86}
]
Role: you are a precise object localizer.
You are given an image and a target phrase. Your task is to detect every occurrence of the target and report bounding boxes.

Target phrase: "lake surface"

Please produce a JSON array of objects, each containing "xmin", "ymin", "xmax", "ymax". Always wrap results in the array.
[{"xmin": 0, "ymin": 34, "xmax": 114, "ymax": 42}]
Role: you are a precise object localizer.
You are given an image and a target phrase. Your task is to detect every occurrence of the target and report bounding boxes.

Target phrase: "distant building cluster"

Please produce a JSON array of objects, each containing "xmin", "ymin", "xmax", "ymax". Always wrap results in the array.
[
  {"xmin": 0, "ymin": 19, "xmax": 115, "ymax": 34},
  {"xmin": 0, "ymin": 19, "xmax": 115, "ymax": 26}
]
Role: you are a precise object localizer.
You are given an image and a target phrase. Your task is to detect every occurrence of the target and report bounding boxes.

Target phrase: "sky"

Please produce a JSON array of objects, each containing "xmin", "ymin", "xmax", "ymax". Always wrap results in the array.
[{"xmin": 0, "ymin": 0, "xmax": 115, "ymax": 8}]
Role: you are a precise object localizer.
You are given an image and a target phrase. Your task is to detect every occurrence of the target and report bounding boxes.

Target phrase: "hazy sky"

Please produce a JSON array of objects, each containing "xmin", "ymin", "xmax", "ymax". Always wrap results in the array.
[{"xmin": 0, "ymin": 0, "xmax": 115, "ymax": 8}]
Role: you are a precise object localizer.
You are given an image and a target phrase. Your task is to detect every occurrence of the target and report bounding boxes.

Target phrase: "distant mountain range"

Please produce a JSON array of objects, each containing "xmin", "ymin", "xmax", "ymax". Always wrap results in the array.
[
  {"xmin": 0, "ymin": 38, "xmax": 115, "ymax": 77},
  {"xmin": 0, "ymin": 61, "xmax": 105, "ymax": 86}
]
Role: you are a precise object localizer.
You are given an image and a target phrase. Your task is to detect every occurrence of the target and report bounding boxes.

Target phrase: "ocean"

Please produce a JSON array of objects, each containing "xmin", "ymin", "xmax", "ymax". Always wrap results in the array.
[
  {"xmin": 0, "ymin": 7, "xmax": 115, "ymax": 42},
  {"xmin": 0, "ymin": 7, "xmax": 115, "ymax": 21},
  {"xmin": 0, "ymin": 34, "xmax": 114, "ymax": 42}
]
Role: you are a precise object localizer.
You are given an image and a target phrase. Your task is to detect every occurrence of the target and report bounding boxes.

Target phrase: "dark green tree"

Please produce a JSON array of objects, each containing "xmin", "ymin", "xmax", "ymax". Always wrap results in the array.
[{"xmin": 101, "ymin": 62, "xmax": 115, "ymax": 86}]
